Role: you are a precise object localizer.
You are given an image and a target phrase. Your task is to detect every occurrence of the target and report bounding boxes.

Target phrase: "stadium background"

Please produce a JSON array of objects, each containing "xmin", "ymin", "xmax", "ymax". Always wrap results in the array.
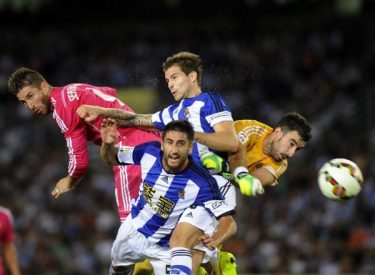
[{"xmin": 0, "ymin": 0, "xmax": 374, "ymax": 273}]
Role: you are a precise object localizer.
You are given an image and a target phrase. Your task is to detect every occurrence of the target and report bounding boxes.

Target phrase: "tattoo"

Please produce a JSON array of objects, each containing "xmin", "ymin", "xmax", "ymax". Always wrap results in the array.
[
  {"xmin": 107, "ymin": 109, "xmax": 135, "ymax": 120},
  {"xmin": 115, "ymin": 114, "xmax": 154, "ymax": 129},
  {"xmin": 134, "ymin": 114, "xmax": 153, "ymax": 127}
]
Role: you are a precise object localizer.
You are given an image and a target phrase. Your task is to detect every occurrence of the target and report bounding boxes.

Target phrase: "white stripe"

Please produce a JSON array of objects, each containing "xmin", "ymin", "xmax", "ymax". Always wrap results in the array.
[
  {"xmin": 119, "ymin": 166, "xmax": 131, "ymax": 212},
  {"xmin": 66, "ymin": 137, "xmax": 77, "ymax": 176},
  {"xmin": 53, "ymin": 110, "xmax": 68, "ymax": 133},
  {"xmin": 61, "ymin": 86, "xmax": 67, "ymax": 108},
  {"xmin": 161, "ymin": 107, "xmax": 173, "ymax": 125},
  {"xmin": 206, "ymin": 110, "xmax": 233, "ymax": 127}
]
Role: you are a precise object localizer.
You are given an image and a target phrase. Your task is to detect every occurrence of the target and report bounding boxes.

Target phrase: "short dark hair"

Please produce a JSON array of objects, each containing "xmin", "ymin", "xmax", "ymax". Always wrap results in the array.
[
  {"xmin": 162, "ymin": 51, "xmax": 203, "ymax": 86},
  {"xmin": 275, "ymin": 112, "xmax": 312, "ymax": 142},
  {"xmin": 162, "ymin": 120, "xmax": 195, "ymax": 142},
  {"xmin": 8, "ymin": 67, "xmax": 46, "ymax": 95}
]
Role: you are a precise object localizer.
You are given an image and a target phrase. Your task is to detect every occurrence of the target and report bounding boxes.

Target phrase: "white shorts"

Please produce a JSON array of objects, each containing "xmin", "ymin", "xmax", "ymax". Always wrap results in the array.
[
  {"xmin": 179, "ymin": 205, "xmax": 219, "ymax": 263},
  {"xmin": 111, "ymin": 216, "xmax": 171, "ymax": 275}
]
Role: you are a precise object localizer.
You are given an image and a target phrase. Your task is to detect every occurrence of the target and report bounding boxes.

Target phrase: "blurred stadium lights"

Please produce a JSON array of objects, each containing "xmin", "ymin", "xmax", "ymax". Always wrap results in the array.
[
  {"xmin": 335, "ymin": 0, "xmax": 363, "ymax": 16},
  {"xmin": 0, "ymin": 0, "xmax": 49, "ymax": 12}
]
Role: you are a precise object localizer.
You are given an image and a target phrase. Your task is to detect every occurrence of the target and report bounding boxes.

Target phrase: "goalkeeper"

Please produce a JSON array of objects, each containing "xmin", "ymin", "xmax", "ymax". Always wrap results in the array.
[{"xmin": 201, "ymin": 112, "xmax": 312, "ymax": 190}]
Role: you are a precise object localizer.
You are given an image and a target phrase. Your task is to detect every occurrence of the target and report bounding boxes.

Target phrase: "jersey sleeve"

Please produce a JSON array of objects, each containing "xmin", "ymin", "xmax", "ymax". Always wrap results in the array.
[
  {"xmin": 0, "ymin": 211, "xmax": 14, "ymax": 243},
  {"xmin": 234, "ymin": 120, "xmax": 257, "ymax": 150},
  {"xmin": 151, "ymin": 104, "xmax": 178, "ymax": 130},
  {"xmin": 117, "ymin": 141, "xmax": 160, "ymax": 165},
  {"xmin": 56, "ymin": 84, "xmax": 127, "ymax": 179},
  {"xmin": 203, "ymin": 93, "xmax": 233, "ymax": 127},
  {"xmin": 204, "ymin": 200, "xmax": 235, "ymax": 219},
  {"xmin": 56, "ymin": 85, "xmax": 91, "ymax": 179}
]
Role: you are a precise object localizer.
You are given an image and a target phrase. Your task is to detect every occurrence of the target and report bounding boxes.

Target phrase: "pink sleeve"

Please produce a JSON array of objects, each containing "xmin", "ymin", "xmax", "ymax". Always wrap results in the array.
[
  {"xmin": 0, "ymin": 212, "xmax": 14, "ymax": 243},
  {"xmin": 59, "ymin": 86, "xmax": 90, "ymax": 179},
  {"xmin": 65, "ymin": 129, "xmax": 89, "ymax": 179}
]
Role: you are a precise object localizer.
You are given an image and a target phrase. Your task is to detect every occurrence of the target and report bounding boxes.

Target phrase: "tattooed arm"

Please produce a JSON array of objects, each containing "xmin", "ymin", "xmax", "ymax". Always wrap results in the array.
[{"xmin": 76, "ymin": 105, "xmax": 155, "ymax": 129}]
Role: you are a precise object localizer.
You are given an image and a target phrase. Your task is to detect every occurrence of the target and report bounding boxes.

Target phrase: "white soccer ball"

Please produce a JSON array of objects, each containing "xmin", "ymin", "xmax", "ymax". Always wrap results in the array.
[{"xmin": 318, "ymin": 158, "xmax": 364, "ymax": 200}]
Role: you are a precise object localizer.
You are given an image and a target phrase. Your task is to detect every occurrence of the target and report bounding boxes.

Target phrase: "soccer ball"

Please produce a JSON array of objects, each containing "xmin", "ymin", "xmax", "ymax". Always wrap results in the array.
[{"xmin": 318, "ymin": 158, "xmax": 364, "ymax": 200}]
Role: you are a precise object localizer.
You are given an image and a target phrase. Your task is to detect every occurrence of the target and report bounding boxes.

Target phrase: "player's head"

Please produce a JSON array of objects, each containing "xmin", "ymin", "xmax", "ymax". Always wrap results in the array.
[
  {"xmin": 267, "ymin": 112, "xmax": 312, "ymax": 161},
  {"xmin": 8, "ymin": 67, "xmax": 51, "ymax": 116},
  {"xmin": 161, "ymin": 120, "xmax": 194, "ymax": 173},
  {"xmin": 162, "ymin": 51, "xmax": 202, "ymax": 101}
]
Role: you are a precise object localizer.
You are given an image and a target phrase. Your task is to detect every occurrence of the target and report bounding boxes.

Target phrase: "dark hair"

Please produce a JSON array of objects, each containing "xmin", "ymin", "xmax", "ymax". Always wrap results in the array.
[
  {"xmin": 275, "ymin": 112, "xmax": 312, "ymax": 142},
  {"xmin": 162, "ymin": 120, "xmax": 195, "ymax": 142},
  {"xmin": 162, "ymin": 51, "xmax": 203, "ymax": 86},
  {"xmin": 8, "ymin": 67, "xmax": 46, "ymax": 95}
]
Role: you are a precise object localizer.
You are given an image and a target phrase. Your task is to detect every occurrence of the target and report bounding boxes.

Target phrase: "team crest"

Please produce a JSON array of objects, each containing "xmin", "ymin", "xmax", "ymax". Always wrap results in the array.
[
  {"xmin": 184, "ymin": 108, "xmax": 191, "ymax": 118},
  {"xmin": 178, "ymin": 190, "xmax": 185, "ymax": 199},
  {"xmin": 237, "ymin": 131, "xmax": 248, "ymax": 144}
]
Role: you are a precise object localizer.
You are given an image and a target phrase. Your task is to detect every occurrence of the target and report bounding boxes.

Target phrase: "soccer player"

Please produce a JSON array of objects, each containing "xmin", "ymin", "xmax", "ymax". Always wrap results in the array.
[
  {"xmin": 205, "ymin": 112, "xmax": 312, "ymax": 187},
  {"xmin": 7, "ymin": 68, "xmax": 160, "ymax": 274},
  {"xmin": 8, "ymin": 67, "xmax": 160, "ymax": 222},
  {"xmin": 100, "ymin": 119, "xmax": 236, "ymax": 275},
  {"xmin": 0, "ymin": 206, "xmax": 21, "ymax": 275},
  {"xmin": 76, "ymin": 51, "xmax": 263, "ymax": 274}
]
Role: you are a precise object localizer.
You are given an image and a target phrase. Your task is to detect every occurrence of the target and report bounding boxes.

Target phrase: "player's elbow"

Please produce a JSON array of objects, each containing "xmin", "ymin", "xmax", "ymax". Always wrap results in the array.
[{"xmin": 226, "ymin": 139, "xmax": 239, "ymax": 153}]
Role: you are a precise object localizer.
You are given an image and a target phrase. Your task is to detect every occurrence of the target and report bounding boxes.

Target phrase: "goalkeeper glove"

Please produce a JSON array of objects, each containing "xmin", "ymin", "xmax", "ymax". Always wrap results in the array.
[
  {"xmin": 200, "ymin": 151, "xmax": 229, "ymax": 175},
  {"xmin": 234, "ymin": 167, "xmax": 264, "ymax": 196}
]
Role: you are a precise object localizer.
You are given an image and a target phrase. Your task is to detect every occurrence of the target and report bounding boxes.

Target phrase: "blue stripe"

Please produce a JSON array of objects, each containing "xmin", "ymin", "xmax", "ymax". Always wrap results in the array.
[
  {"xmin": 171, "ymin": 265, "xmax": 192, "ymax": 275},
  {"xmin": 190, "ymin": 162, "xmax": 223, "ymax": 200},
  {"xmin": 207, "ymin": 92, "xmax": 226, "ymax": 112}
]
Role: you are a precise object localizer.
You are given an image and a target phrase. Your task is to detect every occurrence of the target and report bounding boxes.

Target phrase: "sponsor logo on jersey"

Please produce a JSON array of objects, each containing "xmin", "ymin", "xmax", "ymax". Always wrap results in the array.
[
  {"xmin": 66, "ymin": 85, "xmax": 79, "ymax": 101},
  {"xmin": 161, "ymin": 176, "xmax": 168, "ymax": 184},
  {"xmin": 212, "ymin": 200, "xmax": 227, "ymax": 209}
]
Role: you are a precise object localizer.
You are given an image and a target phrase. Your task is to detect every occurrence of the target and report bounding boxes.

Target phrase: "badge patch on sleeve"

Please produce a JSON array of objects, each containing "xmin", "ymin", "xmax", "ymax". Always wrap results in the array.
[{"xmin": 237, "ymin": 131, "xmax": 248, "ymax": 144}]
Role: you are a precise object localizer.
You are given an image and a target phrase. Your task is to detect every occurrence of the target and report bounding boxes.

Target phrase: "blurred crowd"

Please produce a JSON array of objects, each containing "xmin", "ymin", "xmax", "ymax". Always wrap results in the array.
[{"xmin": 0, "ymin": 1, "xmax": 374, "ymax": 274}]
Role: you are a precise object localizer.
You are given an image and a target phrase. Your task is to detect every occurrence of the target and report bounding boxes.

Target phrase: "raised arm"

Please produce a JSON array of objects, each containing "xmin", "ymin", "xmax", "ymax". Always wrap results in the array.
[
  {"xmin": 194, "ymin": 121, "xmax": 238, "ymax": 153},
  {"xmin": 100, "ymin": 118, "xmax": 120, "ymax": 166},
  {"xmin": 77, "ymin": 105, "xmax": 155, "ymax": 129}
]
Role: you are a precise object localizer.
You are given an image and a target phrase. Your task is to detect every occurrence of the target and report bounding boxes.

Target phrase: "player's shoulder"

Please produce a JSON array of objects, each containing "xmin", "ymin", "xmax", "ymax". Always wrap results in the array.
[
  {"xmin": 201, "ymin": 91, "xmax": 226, "ymax": 102},
  {"xmin": 235, "ymin": 120, "xmax": 272, "ymax": 133},
  {"xmin": 137, "ymin": 141, "xmax": 162, "ymax": 153}
]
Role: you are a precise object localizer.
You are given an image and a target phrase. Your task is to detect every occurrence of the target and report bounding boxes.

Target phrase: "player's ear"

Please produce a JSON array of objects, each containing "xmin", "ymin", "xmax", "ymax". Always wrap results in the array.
[
  {"xmin": 188, "ymin": 142, "xmax": 193, "ymax": 154},
  {"xmin": 41, "ymin": 81, "xmax": 49, "ymax": 93},
  {"xmin": 273, "ymin": 127, "xmax": 283, "ymax": 138},
  {"xmin": 189, "ymin": 71, "xmax": 198, "ymax": 83}
]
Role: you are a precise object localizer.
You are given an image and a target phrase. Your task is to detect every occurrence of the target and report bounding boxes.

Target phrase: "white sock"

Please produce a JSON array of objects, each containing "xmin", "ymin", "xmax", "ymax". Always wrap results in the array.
[{"xmin": 170, "ymin": 247, "xmax": 192, "ymax": 275}]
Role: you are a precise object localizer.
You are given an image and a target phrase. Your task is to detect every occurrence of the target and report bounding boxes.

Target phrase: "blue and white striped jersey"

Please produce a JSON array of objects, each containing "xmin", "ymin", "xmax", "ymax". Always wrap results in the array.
[
  {"xmin": 117, "ymin": 141, "xmax": 233, "ymax": 246},
  {"xmin": 151, "ymin": 92, "xmax": 233, "ymax": 162}
]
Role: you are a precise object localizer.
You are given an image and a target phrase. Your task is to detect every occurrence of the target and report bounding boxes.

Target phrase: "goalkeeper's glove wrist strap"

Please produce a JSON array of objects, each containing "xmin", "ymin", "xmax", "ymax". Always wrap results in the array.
[{"xmin": 233, "ymin": 166, "xmax": 249, "ymax": 178}]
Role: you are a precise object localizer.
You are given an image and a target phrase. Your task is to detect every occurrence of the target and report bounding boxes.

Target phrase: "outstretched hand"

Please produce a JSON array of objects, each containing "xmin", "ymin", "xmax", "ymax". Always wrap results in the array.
[
  {"xmin": 200, "ymin": 234, "xmax": 220, "ymax": 250},
  {"xmin": 77, "ymin": 105, "xmax": 104, "ymax": 122},
  {"xmin": 52, "ymin": 176, "xmax": 79, "ymax": 198},
  {"xmin": 101, "ymin": 118, "xmax": 119, "ymax": 145}
]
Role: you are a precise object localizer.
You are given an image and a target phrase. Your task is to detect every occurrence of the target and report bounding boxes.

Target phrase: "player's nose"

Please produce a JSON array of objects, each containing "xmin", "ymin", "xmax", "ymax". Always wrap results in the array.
[{"xmin": 26, "ymin": 101, "xmax": 34, "ymax": 110}]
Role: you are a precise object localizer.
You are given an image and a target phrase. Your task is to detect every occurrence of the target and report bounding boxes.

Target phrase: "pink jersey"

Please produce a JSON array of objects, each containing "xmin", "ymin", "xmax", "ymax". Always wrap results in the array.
[
  {"xmin": 0, "ymin": 207, "xmax": 15, "ymax": 275},
  {"xmin": 50, "ymin": 84, "xmax": 161, "ymax": 221}
]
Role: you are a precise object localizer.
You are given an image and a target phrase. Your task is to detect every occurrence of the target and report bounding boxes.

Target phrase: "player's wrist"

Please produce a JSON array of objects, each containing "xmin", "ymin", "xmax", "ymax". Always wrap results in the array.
[{"xmin": 233, "ymin": 166, "xmax": 248, "ymax": 178}]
